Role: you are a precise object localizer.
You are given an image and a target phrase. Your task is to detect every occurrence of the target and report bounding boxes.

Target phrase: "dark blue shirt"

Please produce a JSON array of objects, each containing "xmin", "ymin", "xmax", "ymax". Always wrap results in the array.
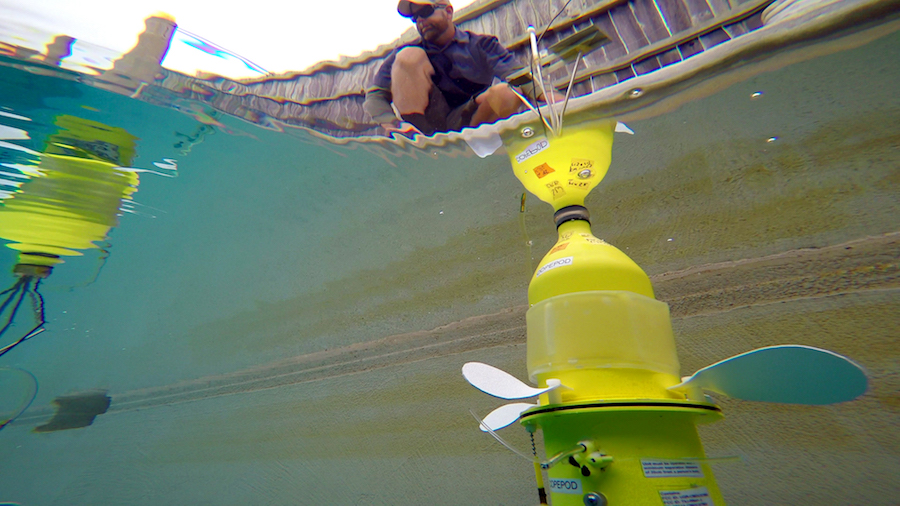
[{"xmin": 372, "ymin": 30, "xmax": 519, "ymax": 109}]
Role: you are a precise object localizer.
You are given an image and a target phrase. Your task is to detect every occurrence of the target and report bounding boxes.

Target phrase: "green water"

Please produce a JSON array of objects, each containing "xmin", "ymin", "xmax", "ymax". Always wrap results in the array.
[{"xmin": 0, "ymin": 16, "xmax": 897, "ymax": 506}]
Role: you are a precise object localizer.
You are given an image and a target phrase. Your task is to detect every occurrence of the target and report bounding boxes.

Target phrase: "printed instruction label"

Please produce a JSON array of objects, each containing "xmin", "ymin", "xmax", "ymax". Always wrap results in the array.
[
  {"xmin": 515, "ymin": 138, "xmax": 549, "ymax": 163},
  {"xmin": 642, "ymin": 459, "xmax": 704, "ymax": 478},
  {"xmin": 659, "ymin": 487, "xmax": 714, "ymax": 506},
  {"xmin": 570, "ymin": 158, "xmax": 594, "ymax": 172},
  {"xmin": 535, "ymin": 256, "xmax": 573, "ymax": 277},
  {"xmin": 548, "ymin": 478, "xmax": 582, "ymax": 495}
]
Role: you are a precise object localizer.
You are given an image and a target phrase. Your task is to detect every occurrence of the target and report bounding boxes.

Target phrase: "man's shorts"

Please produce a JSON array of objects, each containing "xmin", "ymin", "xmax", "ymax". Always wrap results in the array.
[{"xmin": 402, "ymin": 85, "xmax": 480, "ymax": 134}]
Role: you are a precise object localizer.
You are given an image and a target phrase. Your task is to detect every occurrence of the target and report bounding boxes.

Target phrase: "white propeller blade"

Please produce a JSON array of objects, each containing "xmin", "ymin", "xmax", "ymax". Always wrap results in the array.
[
  {"xmin": 480, "ymin": 403, "xmax": 536, "ymax": 432},
  {"xmin": 462, "ymin": 362, "xmax": 563, "ymax": 400},
  {"xmin": 615, "ymin": 122, "xmax": 634, "ymax": 134},
  {"xmin": 669, "ymin": 345, "xmax": 868, "ymax": 405}
]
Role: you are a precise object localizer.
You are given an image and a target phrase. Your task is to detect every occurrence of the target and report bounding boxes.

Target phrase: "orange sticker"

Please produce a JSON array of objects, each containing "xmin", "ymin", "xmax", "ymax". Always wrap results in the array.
[
  {"xmin": 533, "ymin": 163, "xmax": 556, "ymax": 179},
  {"xmin": 549, "ymin": 242, "xmax": 570, "ymax": 254}
]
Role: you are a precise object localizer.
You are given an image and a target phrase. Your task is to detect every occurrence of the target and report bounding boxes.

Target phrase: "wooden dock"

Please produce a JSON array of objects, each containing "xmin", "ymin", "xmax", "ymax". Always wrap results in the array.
[{"xmin": 155, "ymin": 0, "xmax": 776, "ymax": 138}]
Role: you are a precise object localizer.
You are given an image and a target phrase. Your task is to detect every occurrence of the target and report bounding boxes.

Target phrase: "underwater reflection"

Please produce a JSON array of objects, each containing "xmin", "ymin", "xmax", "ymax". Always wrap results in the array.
[{"xmin": 0, "ymin": 114, "xmax": 169, "ymax": 359}]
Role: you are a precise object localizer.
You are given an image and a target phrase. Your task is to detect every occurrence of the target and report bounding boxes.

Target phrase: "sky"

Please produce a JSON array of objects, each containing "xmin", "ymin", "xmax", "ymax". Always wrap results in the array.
[{"xmin": 0, "ymin": 0, "xmax": 477, "ymax": 78}]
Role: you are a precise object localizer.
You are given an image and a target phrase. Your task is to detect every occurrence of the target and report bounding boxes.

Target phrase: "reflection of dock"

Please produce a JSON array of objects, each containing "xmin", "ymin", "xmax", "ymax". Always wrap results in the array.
[
  {"xmin": 103, "ymin": 15, "xmax": 176, "ymax": 90},
  {"xmin": 157, "ymin": 0, "xmax": 779, "ymax": 137},
  {"xmin": 1, "ymin": 15, "xmax": 177, "ymax": 96},
  {"xmin": 5, "ymin": 0, "xmax": 897, "ymax": 139}
]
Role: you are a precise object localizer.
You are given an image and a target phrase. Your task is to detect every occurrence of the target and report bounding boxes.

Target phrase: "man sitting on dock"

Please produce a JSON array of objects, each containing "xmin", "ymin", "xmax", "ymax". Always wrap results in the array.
[{"xmin": 364, "ymin": 0, "xmax": 531, "ymax": 136}]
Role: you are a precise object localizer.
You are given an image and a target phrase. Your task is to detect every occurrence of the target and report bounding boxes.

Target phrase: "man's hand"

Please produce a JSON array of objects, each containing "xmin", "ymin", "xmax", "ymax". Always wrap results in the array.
[
  {"xmin": 381, "ymin": 121, "xmax": 422, "ymax": 136},
  {"xmin": 537, "ymin": 90, "xmax": 566, "ymax": 103}
]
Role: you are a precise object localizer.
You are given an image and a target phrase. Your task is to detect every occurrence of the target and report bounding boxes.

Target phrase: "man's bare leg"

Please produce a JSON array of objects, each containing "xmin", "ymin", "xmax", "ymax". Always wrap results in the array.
[
  {"xmin": 391, "ymin": 47, "xmax": 434, "ymax": 115},
  {"xmin": 470, "ymin": 83, "xmax": 522, "ymax": 127}
]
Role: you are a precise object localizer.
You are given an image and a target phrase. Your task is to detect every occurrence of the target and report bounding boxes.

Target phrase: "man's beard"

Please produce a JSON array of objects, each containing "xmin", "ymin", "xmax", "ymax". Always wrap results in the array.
[{"xmin": 417, "ymin": 23, "xmax": 440, "ymax": 41}]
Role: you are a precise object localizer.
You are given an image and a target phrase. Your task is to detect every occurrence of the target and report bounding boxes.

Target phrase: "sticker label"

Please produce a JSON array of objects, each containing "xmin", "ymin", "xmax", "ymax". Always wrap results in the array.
[
  {"xmin": 515, "ymin": 138, "xmax": 549, "ymax": 163},
  {"xmin": 570, "ymin": 158, "xmax": 593, "ymax": 172},
  {"xmin": 567, "ymin": 180, "xmax": 590, "ymax": 189},
  {"xmin": 659, "ymin": 487, "xmax": 714, "ymax": 506},
  {"xmin": 642, "ymin": 460, "xmax": 704, "ymax": 478},
  {"xmin": 548, "ymin": 242, "xmax": 569, "ymax": 254},
  {"xmin": 548, "ymin": 478, "xmax": 582, "ymax": 495},
  {"xmin": 535, "ymin": 256, "xmax": 573, "ymax": 277},
  {"xmin": 545, "ymin": 180, "xmax": 566, "ymax": 200},
  {"xmin": 533, "ymin": 163, "xmax": 556, "ymax": 179}
]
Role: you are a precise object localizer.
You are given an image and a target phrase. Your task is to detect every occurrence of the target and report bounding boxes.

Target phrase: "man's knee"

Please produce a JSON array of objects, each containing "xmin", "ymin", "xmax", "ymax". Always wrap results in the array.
[
  {"xmin": 393, "ymin": 47, "xmax": 430, "ymax": 72},
  {"xmin": 481, "ymin": 83, "xmax": 521, "ymax": 115}
]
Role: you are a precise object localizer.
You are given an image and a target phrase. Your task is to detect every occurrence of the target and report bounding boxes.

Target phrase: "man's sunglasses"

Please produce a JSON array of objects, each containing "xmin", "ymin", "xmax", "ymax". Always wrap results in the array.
[{"xmin": 408, "ymin": 4, "xmax": 446, "ymax": 22}]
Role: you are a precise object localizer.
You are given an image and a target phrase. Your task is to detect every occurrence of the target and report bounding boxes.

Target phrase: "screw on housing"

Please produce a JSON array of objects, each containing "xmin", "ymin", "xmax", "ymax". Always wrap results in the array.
[{"xmin": 583, "ymin": 492, "xmax": 608, "ymax": 505}]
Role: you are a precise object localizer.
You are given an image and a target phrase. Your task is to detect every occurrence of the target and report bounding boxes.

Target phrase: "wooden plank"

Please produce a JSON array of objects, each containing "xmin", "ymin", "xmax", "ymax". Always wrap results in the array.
[
  {"xmin": 699, "ymin": 27, "xmax": 731, "ymax": 49},
  {"xmin": 592, "ymin": 13, "xmax": 629, "ymax": 60},
  {"xmin": 723, "ymin": 20, "xmax": 749, "ymax": 38},
  {"xmin": 614, "ymin": 66, "xmax": 636, "ymax": 81},
  {"xmin": 552, "ymin": 0, "xmax": 774, "ymax": 89},
  {"xmin": 506, "ymin": 0, "xmax": 631, "ymax": 50},
  {"xmin": 630, "ymin": 0, "xmax": 672, "ymax": 42},
  {"xmin": 479, "ymin": 9, "xmax": 500, "ymax": 37},
  {"xmin": 683, "ymin": 0, "xmax": 716, "ymax": 24},
  {"xmin": 634, "ymin": 55, "xmax": 663, "ymax": 75},
  {"xmin": 461, "ymin": 14, "xmax": 485, "ymax": 35},
  {"xmin": 515, "ymin": 0, "xmax": 542, "ymax": 33},
  {"xmin": 745, "ymin": 10, "xmax": 764, "ymax": 30},
  {"xmin": 582, "ymin": 27, "xmax": 613, "ymax": 68},
  {"xmin": 706, "ymin": 0, "xmax": 734, "ymax": 16},
  {"xmin": 569, "ymin": 79, "xmax": 593, "ymax": 97},
  {"xmin": 230, "ymin": 0, "xmax": 773, "ymax": 106},
  {"xmin": 454, "ymin": 0, "xmax": 518, "ymax": 25},
  {"xmin": 493, "ymin": 3, "xmax": 520, "ymax": 43},
  {"xmin": 655, "ymin": 0, "xmax": 694, "ymax": 34},
  {"xmin": 590, "ymin": 72, "xmax": 619, "ymax": 90},
  {"xmin": 609, "ymin": 3, "xmax": 651, "ymax": 52},
  {"xmin": 678, "ymin": 37, "xmax": 704, "ymax": 59},
  {"xmin": 658, "ymin": 48, "xmax": 683, "ymax": 66}
]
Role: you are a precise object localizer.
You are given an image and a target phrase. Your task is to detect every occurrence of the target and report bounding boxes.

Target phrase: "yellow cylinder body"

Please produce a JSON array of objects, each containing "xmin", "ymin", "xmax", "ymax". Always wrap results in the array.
[
  {"xmin": 527, "ymin": 290, "xmax": 681, "ymax": 398},
  {"xmin": 503, "ymin": 119, "xmax": 615, "ymax": 211},
  {"xmin": 503, "ymin": 119, "xmax": 726, "ymax": 504},
  {"xmin": 528, "ymin": 219, "xmax": 654, "ymax": 304},
  {"xmin": 0, "ymin": 115, "xmax": 138, "ymax": 268},
  {"xmin": 521, "ymin": 405, "xmax": 725, "ymax": 506}
]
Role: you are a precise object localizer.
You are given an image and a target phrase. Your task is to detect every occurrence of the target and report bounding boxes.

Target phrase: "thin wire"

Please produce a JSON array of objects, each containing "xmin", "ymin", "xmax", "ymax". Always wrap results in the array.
[
  {"xmin": 537, "ymin": 0, "xmax": 576, "ymax": 47},
  {"xmin": 0, "ymin": 278, "xmax": 25, "ymax": 316},
  {"xmin": 557, "ymin": 52, "xmax": 583, "ymax": 136},
  {"xmin": 529, "ymin": 30, "xmax": 558, "ymax": 132},
  {"xmin": 0, "ymin": 278, "xmax": 47, "ymax": 358},
  {"xmin": 469, "ymin": 410, "xmax": 539, "ymax": 463},
  {"xmin": 528, "ymin": 29, "xmax": 550, "ymax": 138},
  {"xmin": 0, "ymin": 327, "xmax": 45, "ymax": 357},
  {"xmin": 531, "ymin": 432, "xmax": 549, "ymax": 505},
  {"xmin": 0, "ymin": 282, "xmax": 21, "ymax": 297},
  {"xmin": 510, "ymin": 87, "xmax": 554, "ymax": 131},
  {"xmin": 0, "ymin": 280, "xmax": 27, "ymax": 338},
  {"xmin": 0, "ymin": 367, "xmax": 38, "ymax": 432},
  {"xmin": 29, "ymin": 278, "xmax": 46, "ymax": 325},
  {"xmin": 526, "ymin": 0, "xmax": 577, "ymax": 136}
]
